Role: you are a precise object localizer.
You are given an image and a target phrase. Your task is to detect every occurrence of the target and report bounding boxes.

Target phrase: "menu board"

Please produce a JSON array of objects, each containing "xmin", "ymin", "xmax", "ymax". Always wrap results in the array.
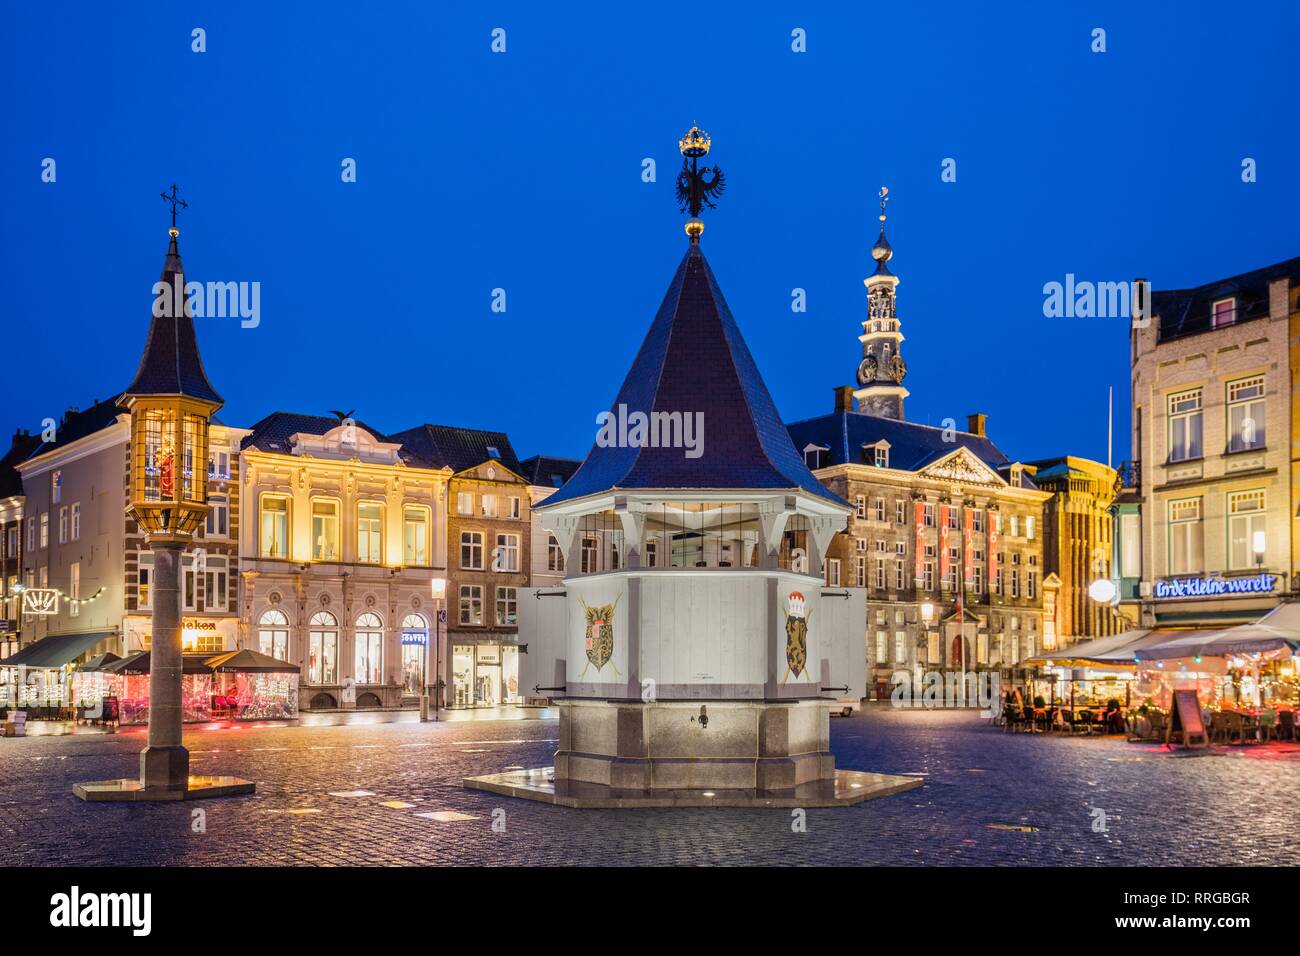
[{"xmin": 1167, "ymin": 689, "xmax": 1208, "ymax": 747}]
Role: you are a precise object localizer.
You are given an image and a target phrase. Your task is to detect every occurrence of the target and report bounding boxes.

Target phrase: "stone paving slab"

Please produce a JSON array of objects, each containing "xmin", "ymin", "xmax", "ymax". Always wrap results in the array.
[{"xmin": 1, "ymin": 710, "xmax": 1297, "ymax": 866}]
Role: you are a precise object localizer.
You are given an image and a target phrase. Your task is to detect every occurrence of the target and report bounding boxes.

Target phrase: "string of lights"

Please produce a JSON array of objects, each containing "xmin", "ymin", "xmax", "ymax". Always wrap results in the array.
[{"xmin": 10, "ymin": 582, "xmax": 107, "ymax": 607}]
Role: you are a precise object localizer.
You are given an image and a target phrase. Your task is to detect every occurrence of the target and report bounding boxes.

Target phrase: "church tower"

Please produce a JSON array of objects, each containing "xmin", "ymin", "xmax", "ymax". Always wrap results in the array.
[{"xmin": 852, "ymin": 187, "xmax": 908, "ymax": 420}]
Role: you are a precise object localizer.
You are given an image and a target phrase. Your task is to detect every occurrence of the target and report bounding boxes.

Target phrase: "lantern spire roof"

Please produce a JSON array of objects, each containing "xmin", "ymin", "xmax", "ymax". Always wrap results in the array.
[{"xmin": 122, "ymin": 187, "xmax": 223, "ymax": 407}]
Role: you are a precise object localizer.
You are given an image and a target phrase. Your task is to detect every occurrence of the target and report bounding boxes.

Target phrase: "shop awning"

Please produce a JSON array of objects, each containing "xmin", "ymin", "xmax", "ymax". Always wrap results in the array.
[
  {"xmin": 76, "ymin": 652, "xmax": 123, "ymax": 672},
  {"xmin": 204, "ymin": 649, "xmax": 300, "ymax": 673},
  {"xmin": 1135, "ymin": 607, "xmax": 1300, "ymax": 661},
  {"xmin": 1, "ymin": 631, "xmax": 116, "ymax": 669},
  {"xmin": 112, "ymin": 652, "xmax": 215, "ymax": 675},
  {"xmin": 1025, "ymin": 629, "xmax": 1151, "ymax": 667}
]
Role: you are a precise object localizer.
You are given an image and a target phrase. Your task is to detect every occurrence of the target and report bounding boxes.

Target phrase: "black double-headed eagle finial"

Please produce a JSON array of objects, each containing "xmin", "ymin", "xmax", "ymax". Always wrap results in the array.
[{"xmin": 675, "ymin": 125, "xmax": 725, "ymax": 242}]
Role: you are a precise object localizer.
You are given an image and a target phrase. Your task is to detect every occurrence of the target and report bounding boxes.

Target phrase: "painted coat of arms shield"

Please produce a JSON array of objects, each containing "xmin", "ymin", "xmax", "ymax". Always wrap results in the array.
[
  {"xmin": 578, "ymin": 594, "xmax": 622, "ymax": 678},
  {"xmin": 784, "ymin": 590, "xmax": 810, "ymax": 679}
]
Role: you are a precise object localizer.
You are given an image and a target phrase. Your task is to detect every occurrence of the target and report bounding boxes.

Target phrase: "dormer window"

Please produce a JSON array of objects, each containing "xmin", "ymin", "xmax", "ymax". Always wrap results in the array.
[
  {"xmin": 1212, "ymin": 297, "xmax": 1236, "ymax": 328},
  {"xmin": 487, "ymin": 446, "xmax": 501, "ymax": 459},
  {"xmin": 803, "ymin": 444, "xmax": 829, "ymax": 470},
  {"xmin": 862, "ymin": 440, "xmax": 890, "ymax": 468}
]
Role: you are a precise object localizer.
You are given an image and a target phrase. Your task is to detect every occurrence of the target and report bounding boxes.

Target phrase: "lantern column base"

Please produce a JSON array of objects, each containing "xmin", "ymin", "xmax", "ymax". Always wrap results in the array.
[{"xmin": 140, "ymin": 744, "xmax": 190, "ymax": 790}]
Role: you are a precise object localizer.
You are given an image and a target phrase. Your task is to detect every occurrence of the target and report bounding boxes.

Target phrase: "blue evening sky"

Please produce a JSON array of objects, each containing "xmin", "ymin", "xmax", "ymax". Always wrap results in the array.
[{"xmin": 3, "ymin": 2, "xmax": 1297, "ymax": 468}]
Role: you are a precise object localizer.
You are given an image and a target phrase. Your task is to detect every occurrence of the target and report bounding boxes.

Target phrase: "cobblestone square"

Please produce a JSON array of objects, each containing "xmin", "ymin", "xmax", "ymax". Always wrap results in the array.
[{"xmin": 2, "ymin": 709, "xmax": 1296, "ymax": 866}]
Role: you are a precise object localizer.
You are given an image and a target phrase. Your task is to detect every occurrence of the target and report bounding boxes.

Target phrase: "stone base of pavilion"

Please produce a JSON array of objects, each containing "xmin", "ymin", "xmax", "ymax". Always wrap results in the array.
[
  {"xmin": 464, "ymin": 766, "xmax": 919, "ymax": 808},
  {"xmin": 464, "ymin": 699, "xmax": 920, "ymax": 808},
  {"xmin": 72, "ymin": 775, "xmax": 256, "ymax": 802}
]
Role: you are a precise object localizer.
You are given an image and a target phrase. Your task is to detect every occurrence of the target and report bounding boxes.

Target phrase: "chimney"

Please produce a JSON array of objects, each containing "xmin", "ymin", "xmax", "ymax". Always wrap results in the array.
[
  {"xmin": 833, "ymin": 386, "xmax": 856, "ymax": 414},
  {"xmin": 967, "ymin": 413, "xmax": 987, "ymax": 437}
]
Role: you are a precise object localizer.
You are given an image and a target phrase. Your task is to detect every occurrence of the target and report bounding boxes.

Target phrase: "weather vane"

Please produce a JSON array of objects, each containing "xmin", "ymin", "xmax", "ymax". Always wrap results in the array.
[
  {"xmin": 878, "ymin": 185, "xmax": 889, "ymax": 224},
  {"xmin": 675, "ymin": 125, "xmax": 725, "ymax": 242},
  {"xmin": 160, "ymin": 183, "xmax": 188, "ymax": 235}
]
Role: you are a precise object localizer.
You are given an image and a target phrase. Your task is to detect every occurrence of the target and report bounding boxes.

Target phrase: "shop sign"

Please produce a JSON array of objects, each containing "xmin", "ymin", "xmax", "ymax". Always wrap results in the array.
[
  {"xmin": 1153, "ymin": 573, "xmax": 1277, "ymax": 600},
  {"xmin": 181, "ymin": 618, "xmax": 219, "ymax": 631},
  {"xmin": 22, "ymin": 589, "xmax": 59, "ymax": 616},
  {"xmin": 401, "ymin": 630, "xmax": 427, "ymax": 646}
]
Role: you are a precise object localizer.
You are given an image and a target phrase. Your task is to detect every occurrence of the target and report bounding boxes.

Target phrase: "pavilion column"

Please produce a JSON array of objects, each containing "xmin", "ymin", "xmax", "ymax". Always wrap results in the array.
[{"xmin": 140, "ymin": 539, "xmax": 189, "ymax": 790}]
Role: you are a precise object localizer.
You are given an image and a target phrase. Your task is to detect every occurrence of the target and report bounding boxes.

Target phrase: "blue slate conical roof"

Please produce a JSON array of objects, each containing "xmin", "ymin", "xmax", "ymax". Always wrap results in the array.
[
  {"xmin": 122, "ymin": 232, "xmax": 223, "ymax": 406},
  {"xmin": 543, "ymin": 243, "xmax": 842, "ymax": 506}
]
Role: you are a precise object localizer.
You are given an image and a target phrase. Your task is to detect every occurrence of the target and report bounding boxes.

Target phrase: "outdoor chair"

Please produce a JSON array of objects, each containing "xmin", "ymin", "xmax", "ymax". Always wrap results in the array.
[
  {"xmin": 1223, "ymin": 712, "xmax": 1245, "ymax": 743},
  {"xmin": 1149, "ymin": 711, "xmax": 1167, "ymax": 742},
  {"xmin": 1258, "ymin": 711, "xmax": 1277, "ymax": 743},
  {"xmin": 1279, "ymin": 710, "xmax": 1296, "ymax": 742}
]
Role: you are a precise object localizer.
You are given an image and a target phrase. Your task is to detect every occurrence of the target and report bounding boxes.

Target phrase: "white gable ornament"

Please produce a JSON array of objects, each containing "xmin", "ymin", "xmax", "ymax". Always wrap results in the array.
[{"xmin": 920, "ymin": 447, "xmax": 1005, "ymax": 487}]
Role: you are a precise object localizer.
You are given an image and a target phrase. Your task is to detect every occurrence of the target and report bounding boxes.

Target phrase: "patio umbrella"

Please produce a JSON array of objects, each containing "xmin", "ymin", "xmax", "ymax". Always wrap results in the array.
[
  {"xmin": 109, "ymin": 652, "xmax": 214, "ymax": 675},
  {"xmin": 1024, "ymin": 628, "xmax": 1151, "ymax": 668},
  {"xmin": 76, "ymin": 652, "xmax": 123, "ymax": 672},
  {"xmin": 204, "ymin": 648, "xmax": 300, "ymax": 673}
]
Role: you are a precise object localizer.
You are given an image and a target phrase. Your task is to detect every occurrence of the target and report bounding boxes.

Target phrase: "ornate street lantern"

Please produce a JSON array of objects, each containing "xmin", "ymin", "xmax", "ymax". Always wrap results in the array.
[{"xmin": 75, "ymin": 188, "xmax": 252, "ymax": 801}]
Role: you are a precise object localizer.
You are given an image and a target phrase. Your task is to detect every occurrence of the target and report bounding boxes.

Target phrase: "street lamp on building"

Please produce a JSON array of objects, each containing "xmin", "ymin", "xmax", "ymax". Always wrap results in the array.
[
  {"xmin": 1087, "ymin": 578, "xmax": 1117, "ymax": 605},
  {"xmin": 427, "ymin": 577, "xmax": 447, "ymax": 721}
]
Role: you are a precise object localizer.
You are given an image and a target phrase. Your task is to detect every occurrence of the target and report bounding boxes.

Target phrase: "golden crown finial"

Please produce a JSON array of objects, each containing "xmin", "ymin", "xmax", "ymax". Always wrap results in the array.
[{"xmin": 679, "ymin": 126, "xmax": 711, "ymax": 157}]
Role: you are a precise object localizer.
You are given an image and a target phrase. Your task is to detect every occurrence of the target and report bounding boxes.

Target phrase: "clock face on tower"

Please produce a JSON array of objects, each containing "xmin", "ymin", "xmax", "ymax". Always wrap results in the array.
[{"xmin": 856, "ymin": 355, "xmax": 878, "ymax": 386}]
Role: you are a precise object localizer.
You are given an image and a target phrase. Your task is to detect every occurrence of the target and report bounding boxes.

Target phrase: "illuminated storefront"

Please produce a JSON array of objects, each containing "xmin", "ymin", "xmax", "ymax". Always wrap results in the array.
[
  {"xmin": 400, "ymin": 613, "xmax": 429, "ymax": 699},
  {"xmin": 451, "ymin": 641, "xmax": 521, "ymax": 707},
  {"xmin": 124, "ymin": 613, "xmax": 238, "ymax": 656}
]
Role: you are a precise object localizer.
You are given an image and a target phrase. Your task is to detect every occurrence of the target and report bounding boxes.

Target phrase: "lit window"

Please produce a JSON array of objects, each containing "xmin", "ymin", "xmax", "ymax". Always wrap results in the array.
[
  {"xmin": 357, "ymin": 502, "xmax": 383, "ymax": 563},
  {"xmin": 1169, "ymin": 497, "xmax": 1203, "ymax": 574},
  {"xmin": 495, "ymin": 533, "xmax": 520, "ymax": 572},
  {"xmin": 826, "ymin": 559, "xmax": 841, "ymax": 587},
  {"xmin": 459, "ymin": 585, "xmax": 483, "ymax": 625},
  {"xmin": 874, "ymin": 446, "xmax": 889, "ymax": 468},
  {"xmin": 311, "ymin": 499, "xmax": 340, "ymax": 561},
  {"xmin": 495, "ymin": 586, "xmax": 518, "ymax": 625},
  {"xmin": 258, "ymin": 608, "xmax": 290, "ymax": 660},
  {"xmin": 457, "ymin": 492, "xmax": 474, "ymax": 516},
  {"xmin": 308, "ymin": 610, "xmax": 339, "ymax": 684},
  {"xmin": 205, "ymin": 495, "xmax": 229, "ymax": 538},
  {"xmin": 403, "ymin": 505, "xmax": 429, "ymax": 566},
  {"xmin": 1227, "ymin": 490, "xmax": 1266, "ymax": 569},
  {"xmin": 1168, "ymin": 389, "xmax": 1203, "ymax": 462},
  {"xmin": 58, "ymin": 507, "xmax": 68, "ymax": 544},
  {"xmin": 204, "ymin": 558, "xmax": 228, "ymax": 612},
  {"xmin": 1211, "ymin": 297, "xmax": 1236, "ymax": 328},
  {"xmin": 138, "ymin": 555, "xmax": 153, "ymax": 609},
  {"xmin": 39, "ymin": 513, "xmax": 48, "ymax": 549},
  {"xmin": 547, "ymin": 535, "xmax": 565, "ymax": 572},
  {"xmin": 68, "ymin": 562, "xmax": 80, "ymax": 618},
  {"xmin": 581, "ymin": 536, "xmax": 598, "ymax": 574},
  {"xmin": 460, "ymin": 531, "xmax": 483, "ymax": 570},
  {"xmin": 260, "ymin": 495, "xmax": 289, "ymax": 558},
  {"xmin": 353, "ymin": 611, "xmax": 383, "ymax": 683},
  {"xmin": 1227, "ymin": 377, "xmax": 1265, "ymax": 453}
]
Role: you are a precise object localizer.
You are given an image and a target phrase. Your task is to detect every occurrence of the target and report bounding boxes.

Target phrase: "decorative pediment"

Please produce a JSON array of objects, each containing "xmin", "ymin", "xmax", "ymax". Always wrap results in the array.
[
  {"xmin": 290, "ymin": 425, "xmax": 402, "ymax": 465},
  {"xmin": 917, "ymin": 447, "xmax": 1005, "ymax": 487}
]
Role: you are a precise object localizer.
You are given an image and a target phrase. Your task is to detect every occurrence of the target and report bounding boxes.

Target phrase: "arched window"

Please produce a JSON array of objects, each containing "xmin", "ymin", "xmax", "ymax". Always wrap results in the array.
[
  {"xmin": 400, "ymin": 612, "xmax": 428, "ymax": 697},
  {"xmin": 308, "ymin": 610, "xmax": 339, "ymax": 684},
  {"xmin": 355, "ymin": 611, "xmax": 384, "ymax": 684},
  {"xmin": 258, "ymin": 608, "xmax": 289, "ymax": 660}
]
